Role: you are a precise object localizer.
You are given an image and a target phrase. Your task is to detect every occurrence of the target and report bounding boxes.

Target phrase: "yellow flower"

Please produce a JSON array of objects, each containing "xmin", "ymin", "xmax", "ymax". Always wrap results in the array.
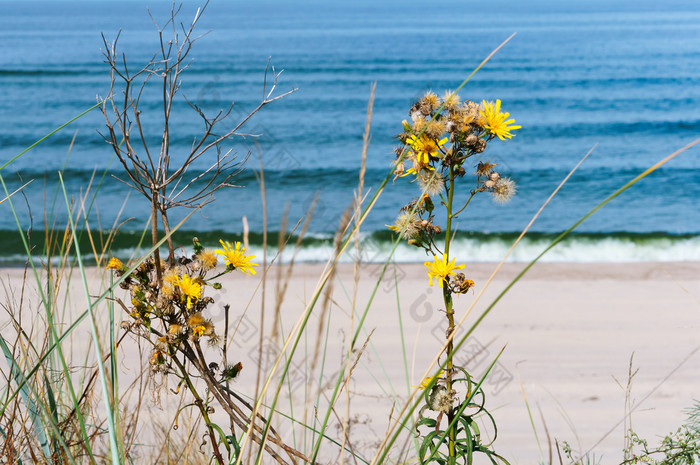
[
  {"xmin": 402, "ymin": 162, "xmax": 434, "ymax": 178},
  {"xmin": 480, "ymin": 99, "xmax": 521, "ymax": 140},
  {"xmin": 416, "ymin": 370, "xmax": 445, "ymax": 390},
  {"xmin": 406, "ymin": 134, "xmax": 448, "ymax": 165},
  {"xmin": 424, "ymin": 254, "xmax": 465, "ymax": 287},
  {"xmin": 176, "ymin": 274, "xmax": 202, "ymax": 309},
  {"xmin": 187, "ymin": 313, "xmax": 214, "ymax": 339},
  {"xmin": 215, "ymin": 240, "xmax": 258, "ymax": 275},
  {"xmin": 192, "ymin": 325, "xmax": 207, "ymax": 338},
  {"xmin": 106, "ymin": 257, "xmax": 124, "ymax": 270}
]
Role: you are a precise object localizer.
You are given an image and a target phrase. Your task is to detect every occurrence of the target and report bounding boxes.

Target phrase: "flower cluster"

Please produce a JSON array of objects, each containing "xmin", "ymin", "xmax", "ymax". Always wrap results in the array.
[
  {"xmin": 107, "ymin": 238, "xmax": 258, "ymax": 374},
  {"xmin": 388, "ymin": 90, "xmax": 521, "ymax": 289},
  {"xmin": 394, "ymin": 91, "xmax": 520, "ymax": 183}
]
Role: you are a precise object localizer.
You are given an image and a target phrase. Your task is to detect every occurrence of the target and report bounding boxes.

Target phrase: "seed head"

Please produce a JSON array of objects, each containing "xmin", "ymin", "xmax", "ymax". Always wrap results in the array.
[
  {"xmin": 476, "ymin": 161, "xmax": 497, "ymax": 177},
  {"xmin": 428, "ymin": 385, "xmax": 456, "ymax": 413},
  {"xmin": 155, "ymin": 336, "xmax": 169, "ymax": 351},
  {"xmin": 393, "ymin": 160, "xmax": 405, "ymax": 181},
  {"xmin": 411, "ymin": 116, "xmax": 427, "ymax": 133},
  {"xmin": 442, "ymin": 90, "xmax": 461, "ymax": 112},
  {"xmin": 421, "ymin": 91, "xmax": 440, "ymax": 112},
  {"xmin": 491, "ymin": 177, "xmax": 517, "ymax": 203},
  {"xmin": 425, "ymin": 119, "xmax": 446, "ymax": 139},
  {"xmin": 198, "ymin": 249, "xmax": 218, "ymax": 271},
  {"xmin": 387, "ymin": 212, "xmax": 420, "ymax": 239},
  {"xmin": 417, "ymin": 170, "xmax": 445, "ymax": 197}
]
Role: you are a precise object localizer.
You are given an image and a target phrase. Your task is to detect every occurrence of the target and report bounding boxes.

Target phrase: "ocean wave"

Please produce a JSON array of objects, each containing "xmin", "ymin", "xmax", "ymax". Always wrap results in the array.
[{"xmin": 0, "ymin": 230, "xmax": 696, "ymax": 266}]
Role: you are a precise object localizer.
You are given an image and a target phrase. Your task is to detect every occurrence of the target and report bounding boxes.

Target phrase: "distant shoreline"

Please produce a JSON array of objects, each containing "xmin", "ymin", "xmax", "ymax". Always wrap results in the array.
[{"xmin": 1, "ymin": 260, "xmax": 697, "ymax": 279}]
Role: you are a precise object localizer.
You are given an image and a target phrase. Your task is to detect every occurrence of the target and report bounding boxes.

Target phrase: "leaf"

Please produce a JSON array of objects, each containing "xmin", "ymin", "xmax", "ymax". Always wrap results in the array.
[
  {"xmin": 43, "ymin": 375, "xmax": 61, "ymax": 455},
  {"xmin": 417, "ymin": 417, "xmax": 438, "ymax": 428}
]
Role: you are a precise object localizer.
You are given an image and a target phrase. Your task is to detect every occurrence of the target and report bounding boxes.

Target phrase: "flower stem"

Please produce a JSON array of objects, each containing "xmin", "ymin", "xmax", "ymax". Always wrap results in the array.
[
  {"xmin": 443, "ymin": 164, "xmax": 457, "ymax": 463},
  {"xmin": 452, "ymin": 191, "xmax": 476, "ymax": 218}
]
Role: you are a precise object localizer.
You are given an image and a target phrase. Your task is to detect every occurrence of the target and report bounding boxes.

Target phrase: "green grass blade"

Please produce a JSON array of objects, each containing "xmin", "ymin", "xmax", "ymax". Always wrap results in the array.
[
  {"xmin": 0, "ymin": 336, "xmax": 52, "ymax": 460},
  {"xmin": 0, "ymin": 101, "xmax": 103, "ymax": 171},
  {"xmin": 58, "ymin": 171, "xmax": 131, "ymax": 465},
  {"xmin": 43, "ymin": 375, "xmax": 61, "ymax": 458}
]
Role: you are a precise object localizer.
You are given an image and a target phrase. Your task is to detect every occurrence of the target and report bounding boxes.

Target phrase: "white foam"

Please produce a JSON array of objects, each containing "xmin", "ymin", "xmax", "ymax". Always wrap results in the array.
[
  {"xmin": 253, "ymin": 235, "xmax": 700, "ymax": 263},
  {"xmin": 62, "ymin": 234, "xmax": 700, "ymax": 266}
]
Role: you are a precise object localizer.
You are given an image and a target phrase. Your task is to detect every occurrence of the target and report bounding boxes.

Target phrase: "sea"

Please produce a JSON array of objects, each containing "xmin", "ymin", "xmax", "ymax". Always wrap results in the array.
[{"xmin": 0, "ymin": 0, "xmax": 699, "ymax": 264}]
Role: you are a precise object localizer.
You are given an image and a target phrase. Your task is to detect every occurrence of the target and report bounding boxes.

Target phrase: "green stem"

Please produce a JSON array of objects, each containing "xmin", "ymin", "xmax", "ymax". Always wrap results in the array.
[
  {"xmin": 452, "ymin": 191, "xmax": 476, "ymax": 218},
  {"xmin": 443, "ymin": 164, "xmax": 457, "ymax": 463}
]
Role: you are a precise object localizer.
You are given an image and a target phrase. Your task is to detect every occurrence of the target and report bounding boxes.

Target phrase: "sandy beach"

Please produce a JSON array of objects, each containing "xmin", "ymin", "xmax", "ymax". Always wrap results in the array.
[
  {"xmin": 2, "ymin": 260, "xmax": 698, "ymax": 463},
  {"xmin": 269, "ymin": 261, "xmax": 700, "ymax": 463}
]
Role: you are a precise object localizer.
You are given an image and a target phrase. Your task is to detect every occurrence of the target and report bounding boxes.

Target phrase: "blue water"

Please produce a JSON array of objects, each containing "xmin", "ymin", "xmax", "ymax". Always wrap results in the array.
[{"xmin": 0, "ymin": 0, "xmax": 699, "ymax": 262}]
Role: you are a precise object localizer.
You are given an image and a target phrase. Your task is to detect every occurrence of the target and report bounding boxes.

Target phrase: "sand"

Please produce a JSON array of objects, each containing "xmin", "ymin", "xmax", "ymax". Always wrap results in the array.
[
  {"xmin": 267, "ymin": 261, "xmax": 700, "ymax": 464},
  {"xmin": 2, "ymin": 260, "xmax": 699, "ymax": 463}
]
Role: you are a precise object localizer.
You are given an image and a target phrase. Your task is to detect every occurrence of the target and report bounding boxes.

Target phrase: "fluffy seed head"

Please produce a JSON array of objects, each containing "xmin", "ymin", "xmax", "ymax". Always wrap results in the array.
[
  {"xmin": 421, "ymin": 91, "xmax": 440, "ymax": 112},
  {"xmin": 418, "ymin": 170, "xmax": 445, "ymax": 197},
  {"xmin": 491, "ymin": 177, "xmax": 517, "ymax": 203},
  {"xmin": 442, "ymin": 90, "xmax": 461, "ymax": 111},
  {"xmin": 155, "ymin": 336, "xmax": 169, "ymax": 351},
  {"xmin": 387, "ymin": 212, "xmax": 420, "ymax": 239},
  {"xmin": 187, "ymin": 313, "xmax": 206, "ymax": 328},
  {"xmin": 198, "ymin": 249, "xmax": 218, "ymax": 271},
  {"xmin": 428, "ymin": 385, "xmax": 457, "ymax": 413},
  {"xmin": 411, "ymin": 116, "xmax": 427, "ymax": 133},
  {"xmin": 425, "ymin": 119, "xmax": 446, "ymax": 139}
]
